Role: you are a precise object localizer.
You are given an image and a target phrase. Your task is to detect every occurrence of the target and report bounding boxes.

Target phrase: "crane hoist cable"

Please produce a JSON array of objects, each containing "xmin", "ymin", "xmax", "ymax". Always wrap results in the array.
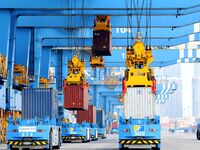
[{"xmin": 133, "ymin": 0, "xmax": 145, "ymax": 34}]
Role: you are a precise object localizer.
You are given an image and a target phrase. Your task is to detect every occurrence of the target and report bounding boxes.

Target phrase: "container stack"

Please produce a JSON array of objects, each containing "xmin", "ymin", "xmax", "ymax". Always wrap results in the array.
[
  {"xmin": 77, "ymin": 105, "xmax": 96, "ymax": 124},
  {"xmin": 63, "ymin": 84, "xmax": 89, "ymax": 110},
  {"xmin": 96, "ymin": 109, "xmax": 105, "ymax": 127}
]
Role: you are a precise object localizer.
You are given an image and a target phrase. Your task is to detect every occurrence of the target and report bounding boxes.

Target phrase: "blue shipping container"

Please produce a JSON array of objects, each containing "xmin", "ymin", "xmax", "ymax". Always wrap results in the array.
[
  {"xmin": 10, "ymin": 89, "xmax": 22, "ymax": 111},
  {"xmin": 0, "ymin": 85, "xmax": 6, "ymax": 110},
  {"xmin": 96, "ymin": 109, "xmax": 105, "ymax": 127},
  {"xmin": 22, "ymin": 88, "xmax": 58, "ymax": 119}
]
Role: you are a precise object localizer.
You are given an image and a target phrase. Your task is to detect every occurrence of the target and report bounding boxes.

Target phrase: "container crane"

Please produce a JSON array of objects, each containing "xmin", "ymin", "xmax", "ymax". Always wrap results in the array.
[
  {"xmin": 90, "ymin": 56, "xmax": 104, "ymax": 68},
  {"xmin": 39, "ymin": 77, "xmax": 50, "ymax": 88},
  {"xmin": 13, "ymin": 64, "xmax": 29, "ymax": 86},
  {"xmin": 63, "ymin": 54, "xmax": 86, "ymax": 85},
  {"xmin": 90, "ymin": 16, "xmax": 112, "ymax": 68},
  {"xmin": 119, "ymin": 33, "xmax": 160, "ymax": 150}
]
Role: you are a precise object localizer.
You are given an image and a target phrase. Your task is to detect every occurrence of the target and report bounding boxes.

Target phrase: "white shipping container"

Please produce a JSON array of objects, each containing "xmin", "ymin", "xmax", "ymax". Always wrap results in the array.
[
  {"xmin": 10, "ymin": 89, "xmax": 22, "ymax": 111},
  {"xmin": 124, "ymin": 87, "xmax": 156, "ymax": 119}
]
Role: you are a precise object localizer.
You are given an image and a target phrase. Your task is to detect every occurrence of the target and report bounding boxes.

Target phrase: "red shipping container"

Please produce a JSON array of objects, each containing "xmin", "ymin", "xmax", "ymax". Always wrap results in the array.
[
  {"xmin": 64, "ymin": 84, "xmax": 89, "ymax": 110},
  {"xmin": 111, "ymin": 121, "xmax": 118, "ymax": 129},
  {"xmin": 77, "ymin": 105, "xmax": 96, "ymax": 124}
]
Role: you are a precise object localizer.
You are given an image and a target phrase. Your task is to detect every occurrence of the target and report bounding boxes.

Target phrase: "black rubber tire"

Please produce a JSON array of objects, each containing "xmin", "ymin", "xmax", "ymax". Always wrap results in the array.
[{"xmin": 197, "ymin": 130, "xmax": 200, "ymax": 140}]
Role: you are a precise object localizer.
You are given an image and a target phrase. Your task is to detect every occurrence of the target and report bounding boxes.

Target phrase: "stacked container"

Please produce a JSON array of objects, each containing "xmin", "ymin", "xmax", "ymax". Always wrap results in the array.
[
  {"xmin": 64, "ymin": 84, "xmax": 89, "ymax": 110},
  {"xmin": 96, "ymin": 109, "xmax": 105, "ymax": 128},
  {"xmin": 124, "ymin": 87, "xmax": 156, "ymax": 119},
  {"xmin": 77, "ymin": 105, "xmax": 96, "ymax": 124},
  {"xmin": 0, "ymin": 84, "xmax": 6, "ymax": 110},
  {"xmin": 10, "ymin": 89, "xmax": 22, "ymax": 111},
  {"xmin": 96, "ymin": 109, "xmax": 105, "ymax": 127},
  {"xmin": 22, "ymin": 88, "xmax": 58, "ymax": 119}
]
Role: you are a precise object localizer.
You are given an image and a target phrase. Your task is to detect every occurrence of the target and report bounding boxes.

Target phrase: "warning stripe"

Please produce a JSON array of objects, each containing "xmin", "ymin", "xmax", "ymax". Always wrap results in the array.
[
  {"xmin": 63, "ymin": 136, "xmax": 85, "ymax": 140},
  {"xmin": 119, "ymin": 139, "xmax": 160, "ymax": 145},
  {"xmin": 8, "ymin": 141, "xmax": 48, "ymax": 146},
  {"xmin": 42, "ymin": 141, "xmax": 47, "ymax": 145},
  {"xmin": 36, "ymin": 141, "xmax": 41, "ymax": 145}
]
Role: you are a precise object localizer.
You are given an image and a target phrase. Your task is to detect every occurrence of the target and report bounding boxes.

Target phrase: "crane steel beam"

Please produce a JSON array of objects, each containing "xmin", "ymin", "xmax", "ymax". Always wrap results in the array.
[
  {"xmin": 42, "ymin": 34, "xmax": 200, "ymax": 47},
  {"xmin": 17, "ymin": 14, "xmax": 200, "ymax": 30},
  {"xmin": 15, "ymin": 28, "xmax": 31, "ymax": 67},
  {"xmin": 1, "ymin": 0, "xmax": 200, "ymax": 11},
  {"xmin": 40, "ymin": 47, "xmax": 51, "ymax": 79}
]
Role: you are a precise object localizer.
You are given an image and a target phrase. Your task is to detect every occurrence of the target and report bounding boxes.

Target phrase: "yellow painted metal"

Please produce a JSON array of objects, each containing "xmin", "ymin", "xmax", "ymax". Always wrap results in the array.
[
  {"xmin": 63, "ymin": 55, "xmax": 86, "ymax": 85},
  {"xmin": 94, "ymin": 16, "xmax": 111, "ymax": 31},
  {"xmin": 90, "ymin": 56, "xmax": 104, "ymax": 68},
  {"xmin": 0, "ymin": 54, "xmax": 7, "ymax": 78},
  {"xmin": 39, "ymin": 77, "xmax": 50, "ymax": 88},
  {"xmin": 62, "ymin": 118, "xmax": 70, "ymax": 124},
  {"xmin": 124, "ymin": 33, "xmax": 154, "ymax": 87},
  {"xmin": 14, "ymin": 64, "xmax": 29, "ymax": 86},
  {"xmin": 0, "ymin": 110, "xmax": 16, "ymax": 144}
]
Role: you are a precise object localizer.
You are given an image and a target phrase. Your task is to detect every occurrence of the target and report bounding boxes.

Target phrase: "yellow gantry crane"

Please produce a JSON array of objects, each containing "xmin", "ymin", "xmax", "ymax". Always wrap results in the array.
[
  {"xmin": 63, "ymin": 54, "xmax": 86, "ymax": 85},
  {"xmin": 13, "ymin": 64, "xmax": 29, "ymax": 86},
  {"xmin": 0, "ymin": 53, "xmax": 7, "ymax": 78},
  {"xmin": 90, "ymin": 56, "xmax": 104, "ymax": 68},
  {"xmin": 39, "ymin": 77, "xmax": 50, "ymax": 88},
  {"xmin": 93, "ymin": 16, "xmax": 111, "ymax": 32},
  {"xmin": 124, "ymin": 33, "xmax": 155, "ymax": 87}
]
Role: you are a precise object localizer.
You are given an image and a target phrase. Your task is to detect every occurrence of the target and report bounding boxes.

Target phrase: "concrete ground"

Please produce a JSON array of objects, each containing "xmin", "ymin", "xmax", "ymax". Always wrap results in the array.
[{"xmin": 1, "ymin": 132, "xmax": 200, "ymax": 150}]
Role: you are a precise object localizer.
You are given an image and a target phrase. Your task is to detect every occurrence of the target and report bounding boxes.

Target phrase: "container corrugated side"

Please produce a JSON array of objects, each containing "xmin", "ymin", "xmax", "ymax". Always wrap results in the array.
[
  {"xmin": 22, "ymin": 88, "xmax": 58, "ymax": 119},
  {"xmin": 10, "ymin": 89, "xmax": 22, "ymax": 111},
  {"xmin": 0, "ymin": 85, "xmax": 6, "ymax": 110},
  {"xmin": 124, "ymin": 87, "xmax": 155, "ymax": 119},
  {"xmin": 64, "ymin": 84, "xmax": 89, "ymax": 110},
  {"xmin": 77, "ymin": 105, "xmax": 96, "ymax": 124},
  {"xmin": 96, "ymin": 109, "xmax": 104, "ymax": 127}
]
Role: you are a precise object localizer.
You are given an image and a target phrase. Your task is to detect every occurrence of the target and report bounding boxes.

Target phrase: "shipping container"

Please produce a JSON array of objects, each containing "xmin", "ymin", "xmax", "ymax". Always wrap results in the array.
[
  {"xmin": 124, "ymin": 87, "xmax": 156, "ymax": 119},
  {"xmin": 22, "ymin": 88, "xmax": 58, "ymax": 119},
  {"xmin": 77, "ymin": 105, "xmax": 96, "ymax": 124},
  {"xmin": 93, "ymin": 30, "xmax": 112, "ymax": 56},
  {"xmin": 96, "ymin": 109, "xmax": 105, "ymax": 127},
  {"xmin": 0, "ymin": 85, "xmax": 6, "ymax": 110},
  {"xmin": 111, "ymin": 120, "xmax": 118, "ymax": 129},
  {"xmin": 64, "ymin": 84, "xmax": 89, "ymax": 110},
  {"xmin": 10, "ymin": 89, "xmax": 22, "ymax": 111}
]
